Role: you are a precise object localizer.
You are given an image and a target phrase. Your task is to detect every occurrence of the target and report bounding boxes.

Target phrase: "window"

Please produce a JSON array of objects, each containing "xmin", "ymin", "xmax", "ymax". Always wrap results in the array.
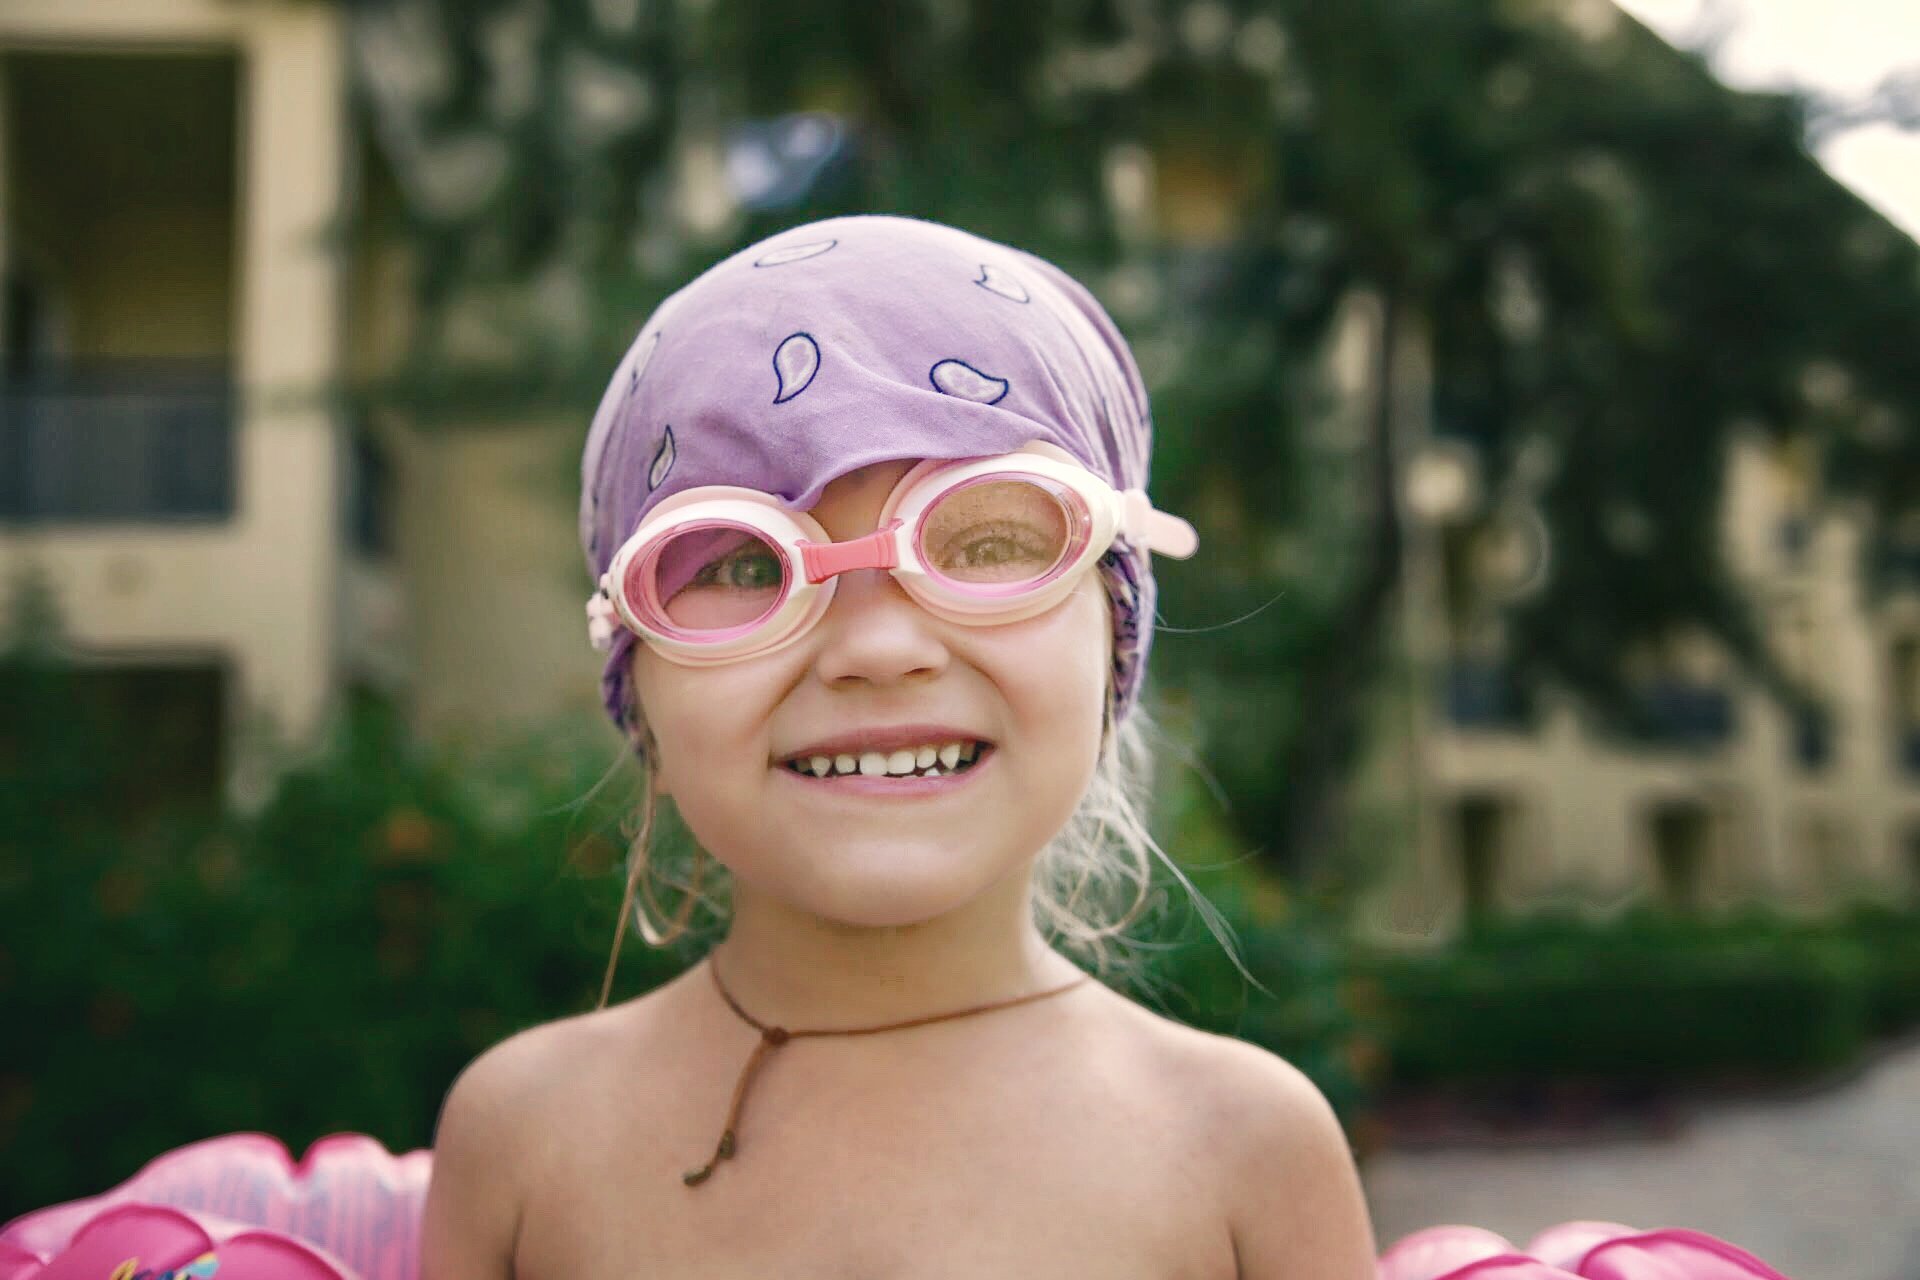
[
  {"xmin": 347, "ymin": 420, "xmax": 395, "ymax": 559},
  {"xmin": 1648, "ymin": 799, "xmax": 1710, "ymax": 912},
  {"xmin": 1454, "ymin": 792, "xmax": 1517, "ymax": 923},
  {"xmin": 1902, "ymin": 824, "xmax": 1920, "ymax": 908},
  {"xmin": 1634, "ymin": 629, "xmax": 1735, "ymax": 747},
  {"xmin": 1893, "ymin": 636, "xmax": 1920, "ymax": 776}
]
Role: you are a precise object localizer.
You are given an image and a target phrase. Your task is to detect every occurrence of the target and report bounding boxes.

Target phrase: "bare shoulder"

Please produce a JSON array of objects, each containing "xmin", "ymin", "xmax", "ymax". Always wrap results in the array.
[
  {"xmin": 420, "ymin": 1001, "xmax": 659, "ymax": 1280},
  {"xmin": 439, "ymin": 1010, "xmax": 592, "ymax": 1143},
  {"xmin": 1105, "ymin": 997, "xmax": 1380, "ymax": 1279},
  {"xmin": 442, "ymin": 997, "xmax": 661, "ymax": 1164}
]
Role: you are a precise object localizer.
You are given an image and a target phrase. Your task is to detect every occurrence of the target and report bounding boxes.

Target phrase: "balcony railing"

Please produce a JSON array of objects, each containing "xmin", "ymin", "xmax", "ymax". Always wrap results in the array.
[
  {"xmin": 1638, "ymin": 679, "xmax": 1736, "ymax": 747},
  {"xmin": 1444, "ymin": 659, "xmax": 1534, "ymax": 730},
  {"xmin": 0, "ymin": 359, "xmax": 234, "ymax": 523}
]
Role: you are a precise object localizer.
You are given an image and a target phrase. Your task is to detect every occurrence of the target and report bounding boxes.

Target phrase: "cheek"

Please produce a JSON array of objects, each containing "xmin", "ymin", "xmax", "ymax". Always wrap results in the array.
[
  {"xmin": 997, "ymin": 582, "xmax": 1111, "ymax": 753},
  {"xmin": 629, "ymin": 651, "xmax": 776, "ymax": 795},
  {"xmin": 1062, "ymin": 580, "xmax": 1115, "ymax": 704},
  {"xmin": 1006, "ymin": 585, "xmax": 1113, "ymax": 843}
]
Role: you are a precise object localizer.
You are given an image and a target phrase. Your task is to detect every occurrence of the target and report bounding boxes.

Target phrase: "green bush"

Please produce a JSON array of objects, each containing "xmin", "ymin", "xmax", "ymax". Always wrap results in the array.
[
  {"xmin": 0, "ymin": 636, "xmax": 690, "ymax": 1217},
  {"xmin": 1811, "ymin": 902, "xmax": 1920, "ymax": 1035},
  {"xmin": 1353, "ymin": 904, "xmax": 1895, "ymax": 1090}
]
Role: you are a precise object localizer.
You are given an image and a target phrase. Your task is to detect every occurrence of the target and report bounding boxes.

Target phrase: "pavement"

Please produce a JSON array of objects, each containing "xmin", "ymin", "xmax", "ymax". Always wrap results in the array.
[{"xmin": 1359, "ymin": 1030, "xmax": 1920, "ymax": 1280}]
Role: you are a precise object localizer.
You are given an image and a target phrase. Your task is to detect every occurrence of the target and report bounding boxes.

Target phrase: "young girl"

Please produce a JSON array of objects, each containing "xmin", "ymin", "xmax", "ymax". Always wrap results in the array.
[{"xmin": 419, "ymin": 214, "xmax": 1379, "ymax": 1279}]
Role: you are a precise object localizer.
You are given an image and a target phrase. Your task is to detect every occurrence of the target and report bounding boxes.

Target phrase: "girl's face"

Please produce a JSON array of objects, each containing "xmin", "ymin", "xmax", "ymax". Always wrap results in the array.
[{"xmin": 631, "ymin": 459, "xmax": 1112, "ymax": 929}]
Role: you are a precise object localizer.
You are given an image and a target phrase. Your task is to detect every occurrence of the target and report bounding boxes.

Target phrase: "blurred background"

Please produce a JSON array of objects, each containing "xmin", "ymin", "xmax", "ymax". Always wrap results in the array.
[{"xmin": 2, "ymin": 0, "xmax": 1918, "ymax": 1273}]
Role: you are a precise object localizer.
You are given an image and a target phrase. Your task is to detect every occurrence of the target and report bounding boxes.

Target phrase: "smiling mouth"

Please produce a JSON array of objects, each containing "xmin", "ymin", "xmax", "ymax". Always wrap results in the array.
[{"xmin": 779, "ymin": 740, "xmax": 990, "ymax": 780}]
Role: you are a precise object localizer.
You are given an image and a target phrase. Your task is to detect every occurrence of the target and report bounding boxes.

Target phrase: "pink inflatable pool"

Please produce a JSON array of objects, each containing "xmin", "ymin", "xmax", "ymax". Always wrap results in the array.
[
  {"xmin": 0, "ymin": 1135, "xmax": 428, "ymax": 1280},
  {"xmin": 1377, "ymin": 1220, "xmax": 1794, "ymax": 1278},
  {"xmin": 2, "ymin": 1133, "xmax": 1792, "ymax": 1278}
]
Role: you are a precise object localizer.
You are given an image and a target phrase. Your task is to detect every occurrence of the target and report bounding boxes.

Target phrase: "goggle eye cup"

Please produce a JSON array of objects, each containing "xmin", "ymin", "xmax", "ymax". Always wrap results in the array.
[
  {"xmin": 630, "ymin": 521, "xmax": 793, "ymax": 639},
  {"xmin": 912, "ymin": 475, "xmax": 1090, "ymax": 594}
]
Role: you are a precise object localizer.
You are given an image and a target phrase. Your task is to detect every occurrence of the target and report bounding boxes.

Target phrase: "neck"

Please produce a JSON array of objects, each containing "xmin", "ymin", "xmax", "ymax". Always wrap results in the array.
[{"xmin": 707, "ymin": 859, "xmax": 1084, "ymax": 1030}]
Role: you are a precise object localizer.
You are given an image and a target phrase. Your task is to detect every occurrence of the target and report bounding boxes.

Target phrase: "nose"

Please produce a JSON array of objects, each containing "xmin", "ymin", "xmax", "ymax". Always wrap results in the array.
[{"xmin": 808, "ymin": 566, "xmax": 950, "ymax": 689}]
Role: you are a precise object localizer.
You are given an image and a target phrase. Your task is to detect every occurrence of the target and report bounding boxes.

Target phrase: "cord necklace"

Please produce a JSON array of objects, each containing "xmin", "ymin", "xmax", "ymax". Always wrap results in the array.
[{"xmin": 684, "ymin": 955, "xmax": 1091, "ymax": 1186}]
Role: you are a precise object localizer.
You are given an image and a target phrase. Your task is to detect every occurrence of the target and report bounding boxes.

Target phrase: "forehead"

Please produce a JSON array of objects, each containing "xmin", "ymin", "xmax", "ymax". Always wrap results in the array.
[
  {"xmin": 803, "ymin": 459, "xmax": 919, "ymax": 538},
  {"xmin": 814, "ymin": 458, "xmax": 917, "ymax": 502}
]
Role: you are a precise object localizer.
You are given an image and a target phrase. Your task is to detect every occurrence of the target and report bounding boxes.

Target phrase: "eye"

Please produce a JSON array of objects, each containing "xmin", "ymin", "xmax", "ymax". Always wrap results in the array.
[
  {"xmin": 940, "ymin": 522, "xmax": 1056, "ymax": 571},
  {"xmin": 928, "ymin": 521, "xmax": 1065, "ymax": 585},
  {"xmin": 691, "ymin": 543, "xmax": 783, "ymax": 590},
  {"xmin": 919, "ymin": 478, "xmax": 1075, "ymax": 583}
]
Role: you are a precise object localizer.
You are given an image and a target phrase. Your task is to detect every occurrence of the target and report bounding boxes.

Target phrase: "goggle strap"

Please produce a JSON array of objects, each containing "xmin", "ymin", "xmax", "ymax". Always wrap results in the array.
[
  {"xmin": 1123, "ymin": 490, "xmax": 1200, "ymax": 560},
  {"xmin": 798, "ymin": 520, "xmax": 902, "ymax": 584}
]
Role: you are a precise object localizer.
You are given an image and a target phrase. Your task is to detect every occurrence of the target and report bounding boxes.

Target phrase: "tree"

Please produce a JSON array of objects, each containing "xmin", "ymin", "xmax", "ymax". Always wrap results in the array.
[{"xmin": 340, "ymin": 0, "xmax": 1920, "ymax": 883}]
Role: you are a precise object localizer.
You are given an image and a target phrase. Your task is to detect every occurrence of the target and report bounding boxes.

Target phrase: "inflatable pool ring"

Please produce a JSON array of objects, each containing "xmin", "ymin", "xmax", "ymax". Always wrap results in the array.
[
  {"xmin": 3, "ymin": 1132, "xmax": 1792, "ymax": 1279},
  {"xmin": 0, "ymin": 1203, "xmax": 350, "ymax": 1280},
  {"xmin": 0, "ymin": 1135, "xmax": 428, "ymax": 1280},
  {"xmin": 1378, "ymin": 1220, "xmax": 1794, "ymax": 1278}
]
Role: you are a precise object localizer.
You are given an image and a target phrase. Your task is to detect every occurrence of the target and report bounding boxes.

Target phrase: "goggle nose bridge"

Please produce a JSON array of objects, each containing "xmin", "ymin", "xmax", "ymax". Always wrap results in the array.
[{"xmin": 797, "ymin": 519, "xmax": 904, "ymax": 585}]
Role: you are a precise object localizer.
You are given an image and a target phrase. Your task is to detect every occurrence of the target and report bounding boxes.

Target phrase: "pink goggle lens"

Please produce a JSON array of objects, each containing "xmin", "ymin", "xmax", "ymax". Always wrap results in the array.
[
  {"xmin": 916, "ymin": 477, "xmax": 1085, "ymax": 589},
  {"xmin": 634, "ymin": 522, "xmax": 791, "ymax": 636}
]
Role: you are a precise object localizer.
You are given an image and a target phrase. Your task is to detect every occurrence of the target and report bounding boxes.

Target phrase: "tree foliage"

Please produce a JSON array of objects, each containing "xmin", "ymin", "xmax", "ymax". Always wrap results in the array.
[{"xmin": 340, "ymin": 0, "xmax": 1920, "ymax": 880}]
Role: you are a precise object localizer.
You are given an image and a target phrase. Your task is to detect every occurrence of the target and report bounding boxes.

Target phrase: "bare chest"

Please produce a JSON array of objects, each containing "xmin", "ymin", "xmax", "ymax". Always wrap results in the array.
[{"xmin": 514, "ymin": 1018, "xmax": 1237, "ymax": 1280}]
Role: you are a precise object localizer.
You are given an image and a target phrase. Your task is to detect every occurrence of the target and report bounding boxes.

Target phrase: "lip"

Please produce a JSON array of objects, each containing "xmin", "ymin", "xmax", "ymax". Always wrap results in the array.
[{"xmin": 773, "ymin": 723, "xmax": 994, "ymax": 764}]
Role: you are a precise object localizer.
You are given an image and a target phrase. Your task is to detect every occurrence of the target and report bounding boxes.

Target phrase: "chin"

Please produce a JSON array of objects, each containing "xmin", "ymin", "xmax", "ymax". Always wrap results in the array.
[{"xmin": 768, "ymin": 844, "xmax": 1026, "ymax": 929}]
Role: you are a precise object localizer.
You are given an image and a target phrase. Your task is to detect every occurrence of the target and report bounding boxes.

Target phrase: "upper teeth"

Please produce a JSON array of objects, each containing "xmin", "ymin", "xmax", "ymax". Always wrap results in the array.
[{"xmin": 793, "ymin": 741, "xmax": 981, "ymax": 778}]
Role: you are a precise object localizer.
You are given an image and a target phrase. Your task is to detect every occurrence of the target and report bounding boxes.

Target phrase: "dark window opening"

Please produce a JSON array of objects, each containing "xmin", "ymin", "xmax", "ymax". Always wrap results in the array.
[
  {"xmin": 348, "ymin": 420, "xmax": 395, "ymax": 559},
  {"xmin": 1455, "ymin": 792, "xmax": 1513, "ymax": 925},
  {"xmin": 1894, "ymin": 637, "xmax": 1920, "ymax": 777},
  {"xmin": 1791, "ymin": 708, "xmax": 1833, "ymax": 771},
  {"xmin": 1649, "ymin": 800, "xmax": 1709, "ymax": 912},
  {"xmin": 1902, "ymin": 826, "xmax": 1920, "ymax": 909}
]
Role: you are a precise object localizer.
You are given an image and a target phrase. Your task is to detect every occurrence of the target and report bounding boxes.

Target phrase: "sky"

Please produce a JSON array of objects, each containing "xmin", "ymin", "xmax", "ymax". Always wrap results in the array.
[{"xmin": 1612, "ymin": 0, "xmax": 1920, "ymax": 240}]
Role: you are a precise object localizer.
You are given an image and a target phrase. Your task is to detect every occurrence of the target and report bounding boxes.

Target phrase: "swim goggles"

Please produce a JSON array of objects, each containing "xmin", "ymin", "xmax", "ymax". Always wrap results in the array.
[{"xmin": 587, "ymin": 442, "xmax": 1197, "ymax": 665}]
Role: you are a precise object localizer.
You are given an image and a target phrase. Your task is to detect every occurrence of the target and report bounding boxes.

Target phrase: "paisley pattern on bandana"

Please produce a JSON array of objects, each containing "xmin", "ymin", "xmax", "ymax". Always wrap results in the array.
[
  {"xmin": 974, "ymin": 263, "xmax": 1031, "ymax": 303},
  {"xmin": 754, "ymin": 238, "xmax": 838, "ymax": 267},
  {"xmin": 647, "ymin": 425, "xmax": 677, "ymax": 491},
  {"xmin": 928, "ymin": 358, "xmax": 1010, "ymax": 405},
  {"xmin": 772, "ymin": 332, "xmax": 822, "ymax": 403},
  {"xmin": 582, "ymin": 215, "xmax": 1168, "ymax": 754}
]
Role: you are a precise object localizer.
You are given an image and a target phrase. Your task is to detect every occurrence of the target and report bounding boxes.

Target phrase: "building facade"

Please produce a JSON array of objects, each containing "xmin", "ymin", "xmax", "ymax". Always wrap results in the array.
[
  {"xmin": 0, "ymin": 0, "xmax": 363, "ymax": 812},
  {"xmin": 1353, "ymin": 303, "xmax": 1920, "ymax": 945},
  {"xmin": 0, "ymin": 0, "xmax": 679, "ymax": 819}
]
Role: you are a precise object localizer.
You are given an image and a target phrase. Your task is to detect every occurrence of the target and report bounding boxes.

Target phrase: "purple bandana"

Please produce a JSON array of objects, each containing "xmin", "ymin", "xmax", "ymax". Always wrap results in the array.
[{"xmin": 580, "ymin": 214, "xmax": 1163, "ymax": 748}]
